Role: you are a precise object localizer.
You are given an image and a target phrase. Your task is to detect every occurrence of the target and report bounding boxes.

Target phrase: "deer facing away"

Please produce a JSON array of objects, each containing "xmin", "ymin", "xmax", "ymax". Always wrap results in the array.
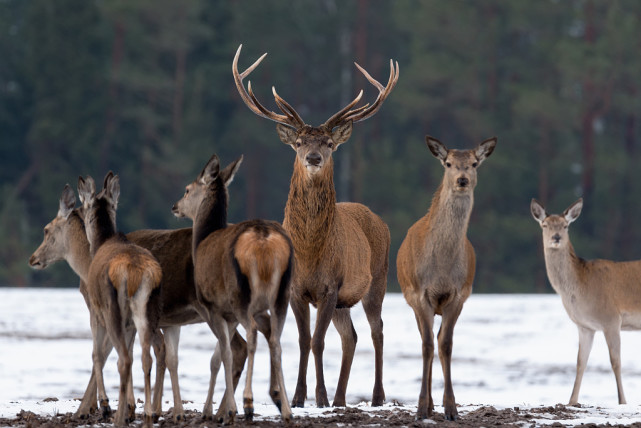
[
  {"xmin": 77, "ymin": 172, "xmax": 164, "ymax": 427},
  {"xmin": 397, "ymin": 136, "xmax": 496, "ymax": 421},
  {"xmin": 172, "ymin": 154, "xmax": 294, "ymax": 424},
  {"xmin": 531, "ymin": 198, "xmax": 641, "ymax": 405},
  {"xmin": 232, "ymin": 44, "xmax": 396, "ymax": 408},
  {"xmin": 29, "ymin": 186, "xmax": 248, "ymax": 422}
]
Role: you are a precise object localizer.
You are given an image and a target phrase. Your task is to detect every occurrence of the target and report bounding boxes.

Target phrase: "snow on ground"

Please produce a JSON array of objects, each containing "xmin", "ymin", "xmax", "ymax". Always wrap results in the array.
[{"xmin": 0, "ymin": 288, "xmax": 640, "ymax": 425}]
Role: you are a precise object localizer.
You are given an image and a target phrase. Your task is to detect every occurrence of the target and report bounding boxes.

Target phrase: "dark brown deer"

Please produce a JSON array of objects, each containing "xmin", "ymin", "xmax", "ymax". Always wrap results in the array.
[
  {"xmin": 77, "ymin": 172, "xmax": 164, "ymax": 427},
  {"xmin": 29, "ymin": 186, "xmax": 248, "ymax": 422},
  {"xmin": 172, "ymin": 154, "xmax": 294, "ymax": 424},
  {"xmin": 397, "ymin": 136, "xmax": 496, "ymax": 420},
  {"xmin": 232, "ymin": 44, "xmax": 396, "ymax": 408}
]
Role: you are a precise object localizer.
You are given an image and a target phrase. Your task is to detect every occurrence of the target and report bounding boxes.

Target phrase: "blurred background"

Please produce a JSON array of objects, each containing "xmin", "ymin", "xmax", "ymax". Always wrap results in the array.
[{"xmin": 2, "ymin": 0, "xmax": 641, "ymax": 292}]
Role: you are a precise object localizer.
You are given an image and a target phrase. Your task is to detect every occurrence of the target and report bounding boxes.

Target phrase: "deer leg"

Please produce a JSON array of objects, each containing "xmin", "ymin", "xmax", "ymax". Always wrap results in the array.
[
  {"xmin": 603, "ymin": 326, "xmax": 627, "ymax": 404},
  {"xmin": 331, "ymin": 308, "xmax": 357, "ymax": 407},
  {"xmin": 569, "ymin": 326, "xmax": 595, "ymax": 405},
  {"xmin": 160, "ymin": 326, "xmax": 184, "ymax": 421},
  {"xmin": 124, "ymin": 327, "xmax": 137, "ymax": 421},
  {"xmin": 208, "ymin": 317, "xmax": 237, "ymax": 425},
  {"xmin": 102, "ymin": 304, "xmax": 133, "ymax": 427},
  {"xmin": 242, "ymin": 319, "xmax": 258, "ymax": 421},
  {"xmin": 414, "ymin": 302, "xmax": 435, "ymax": 420},
  {"xmin": 89, "ymin": 316, "xmax": 113, "ymax": 421},
  {"xmin": 362, "ymin": 291, "xmax": 385, "ymax": 406},
  {"xmin": 230, "ymin": 330, "xmax": 248, "ymax": 391},
  {"xmin": 438, "ymin": 301, "xmax": 463, "ymax": 421},
  {"xmin": 311, "ymin": 292, "xmax": 338, "ymax": 408},
  {"xmin": 148, "ymin": 325, "xmax": 166, "ymax": 423},
  {"xmin": 266, "ymin": 303, "xmax": 292, "ymax": 422},
  {"xmin": 290, "ymin": 298, "xmax": 311, "ymax": 408},
  {"xmin": 77, "ymin": 314, "xmax": 113, "ymax": 419}
]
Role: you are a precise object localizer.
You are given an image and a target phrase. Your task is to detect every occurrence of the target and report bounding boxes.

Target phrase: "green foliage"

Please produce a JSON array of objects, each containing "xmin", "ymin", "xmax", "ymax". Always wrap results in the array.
[{"xmin": 3, "ymin": 0, "xmax": 641, "ymax": 292}]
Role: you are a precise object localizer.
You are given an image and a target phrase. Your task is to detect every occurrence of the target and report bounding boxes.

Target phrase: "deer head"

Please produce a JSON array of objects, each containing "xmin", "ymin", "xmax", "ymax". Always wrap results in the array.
[
  {"xmin": 426, "ymin": 136, "xmax": 497, "ymax": 195},
  {"xmin": 531, "ymin": 198, "xmax": 583, "ymax": 249},
  {"xmin": 172, "ymin": 154, "xmax": 243, "ymax": 221},
  {"xmin": 232, "ymin": 44, "xmax": 398, "ymax": 178},
  {"xmin": 29, "ymin": 184, "xmax": 77, "ymax": 269},
  {"xmin": 77, "ymin": 172, "xmax": 120, "ymax": 251}
]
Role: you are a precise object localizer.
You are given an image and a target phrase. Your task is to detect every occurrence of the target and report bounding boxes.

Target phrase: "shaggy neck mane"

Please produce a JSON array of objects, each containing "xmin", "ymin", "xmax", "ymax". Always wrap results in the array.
[
  {"xmin": 284, "ymin": 158, "xmax": 336, "ymax": 262},
  {"xmin": 89, "ymin": 198, "xmax": 116, "ymax": 255},
  {"xmin": 193, "ymin": 180, "xmax": 227, "ymax": 260}
]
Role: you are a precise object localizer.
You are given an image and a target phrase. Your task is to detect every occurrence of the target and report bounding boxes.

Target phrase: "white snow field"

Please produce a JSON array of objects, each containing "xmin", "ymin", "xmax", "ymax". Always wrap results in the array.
[{"xmin": 0, "ymin": 288, "xmax": 640, "ymax": 425}]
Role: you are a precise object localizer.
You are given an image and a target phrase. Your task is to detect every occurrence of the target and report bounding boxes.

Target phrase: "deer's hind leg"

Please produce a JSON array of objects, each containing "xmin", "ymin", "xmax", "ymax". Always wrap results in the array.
[
  {"xmin": 267, "ymin": 296, "xmax": 292, "ymax": 421},
  {"xmin": 331, "ymin": 308, "xmax": 357, "ymax": 407},
  {"xmin": 362, "ymin": 286, "xmax": 385, "ymax": 406},
  {"xmin": 88, "ymin": 313, "xmax": 113, "ymax": 421},
  {"xmin": 161, "ymin": 326, "xmax": 185, "ymax": 421},
  {"xmin": 603, "ymin": 325, "xmax": 626, "ymax": 405}
]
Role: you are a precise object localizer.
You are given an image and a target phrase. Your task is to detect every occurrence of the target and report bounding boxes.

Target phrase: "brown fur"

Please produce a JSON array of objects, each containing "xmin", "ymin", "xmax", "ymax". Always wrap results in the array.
[
  {"xmin": 232, "ymin": 45, "xmax": 395, "ymax": 409},
  {"xmin": 29, "ymin": 195, "xmax": 248, "ymax": 422},
  {"xmin": 172, "ymin": 155, "xmax": 293, "ymax": 423},
  {"xmin": 397, "ymin": 136, "xmax": 496, "ymax": 421},
  {"xmin": 107, "ymin": 252, "xmax": 162, "ymax": 298},
  {"xmin": 531, "ymin": 198, "xmax": 641, "ymax": 405},
  {"xmin": 284, "ymin": 139, "xmax": 390, "ymax": 409}
]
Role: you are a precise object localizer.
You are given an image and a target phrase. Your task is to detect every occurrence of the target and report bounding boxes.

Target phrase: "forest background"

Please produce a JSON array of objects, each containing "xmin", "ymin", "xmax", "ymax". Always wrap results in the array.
[{"xmin": 2, "ymin": 0, "xmax": 640, "ymax": 293}]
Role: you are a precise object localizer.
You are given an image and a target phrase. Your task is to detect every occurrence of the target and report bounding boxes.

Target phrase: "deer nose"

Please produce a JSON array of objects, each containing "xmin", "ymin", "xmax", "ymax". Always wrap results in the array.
[
  {"xmin": 552, "ymin": 233, "xmax": 561, "ymax": 243},
  {"xmin": 306, "ymin": 152, "xmax": 322, "ymax": 166},
  {"xmin": 29, "ymin": 254, "xmax": 40, "ymax": 267},
  {"xmin": 457, "ymin": 177, "xmax": 469, "ymax": 187}
]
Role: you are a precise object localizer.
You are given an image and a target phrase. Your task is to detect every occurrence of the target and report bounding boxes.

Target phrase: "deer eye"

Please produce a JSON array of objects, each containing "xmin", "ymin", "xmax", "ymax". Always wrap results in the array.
[
  {"xmin": 328, "ymin": 141, "xmax": 334, "ymax": 149},
  {"xmin": 446, "ymin": 162, "xmax": 452, "ymax": 168},
  {"xmin": 472, "ymin": 162, "xmax": 478, "ymax": 168},
  {"xmin": 44, "ymin": 229, "xmax": 49, "ymax": 236}
]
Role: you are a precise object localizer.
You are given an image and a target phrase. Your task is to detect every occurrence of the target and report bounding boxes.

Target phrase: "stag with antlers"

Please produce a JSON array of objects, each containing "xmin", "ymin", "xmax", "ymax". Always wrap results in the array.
[{"xmin": 232, "ymin": 44, "xmax": 397, "ymax": 408}]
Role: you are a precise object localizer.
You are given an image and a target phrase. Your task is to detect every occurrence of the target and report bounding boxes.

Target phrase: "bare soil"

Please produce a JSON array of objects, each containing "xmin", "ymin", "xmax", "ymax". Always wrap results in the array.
[{"xmin": 2, "ymin": 404, "xmax": 641, "ymax": 428}]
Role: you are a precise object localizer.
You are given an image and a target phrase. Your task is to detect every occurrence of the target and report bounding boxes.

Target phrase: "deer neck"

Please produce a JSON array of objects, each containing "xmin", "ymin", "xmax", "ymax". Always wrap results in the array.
[
  {"xmin": 192, "ymin": 186, "xmax": 227, "ymax": 261},
  {"xmin": 543, "ymin": 242, "xmax": 582, "ymax": 295},
  {"xmin": 67, "ymin": 211, "xmax": 92, "ymax": 282},
  {"xmin": 426, "ymin": 181, "xmax": 474, "ymax": 248},
  {"xmin": 88, "ymin": 201, "xmax": 117, "ymax": 256},
  {"xmin": 284, "ymin": 158, "xmax": 336, "ymax": 261}
]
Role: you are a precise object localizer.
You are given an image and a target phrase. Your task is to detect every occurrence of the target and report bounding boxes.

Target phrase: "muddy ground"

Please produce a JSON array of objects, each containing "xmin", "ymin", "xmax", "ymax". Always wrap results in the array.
[{"xmin": 3, "ymin": 404, "xmax": 641, "ymax": 428}]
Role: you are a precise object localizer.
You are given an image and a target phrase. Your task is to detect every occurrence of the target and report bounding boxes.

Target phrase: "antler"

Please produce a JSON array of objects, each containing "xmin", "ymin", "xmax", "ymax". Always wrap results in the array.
[
  {"xmin": 323, "ymin": 59, "xmax": 399, "ymax": 131},
  {"xmin": 232, "ymin": 44, "xmax": 306, "ymax": 129}
]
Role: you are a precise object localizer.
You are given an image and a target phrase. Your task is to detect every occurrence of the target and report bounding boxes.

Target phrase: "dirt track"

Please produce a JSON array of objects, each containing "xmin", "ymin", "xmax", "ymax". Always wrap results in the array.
[{"xmin": 3, "ymin": 404, "xmax": 640, "ymax": 428}]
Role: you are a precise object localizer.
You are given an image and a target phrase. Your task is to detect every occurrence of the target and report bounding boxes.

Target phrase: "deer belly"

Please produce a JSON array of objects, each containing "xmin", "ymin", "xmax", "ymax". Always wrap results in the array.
[{"xmin": 621, "ymin": 312, "xmax": 641, "ymax": 330}]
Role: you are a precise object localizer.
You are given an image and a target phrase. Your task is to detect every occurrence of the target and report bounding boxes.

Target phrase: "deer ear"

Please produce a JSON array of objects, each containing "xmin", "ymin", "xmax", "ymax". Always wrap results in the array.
[
  {"xmin": 220, "ymin": 155, "xmax": 243, "ymax": 187},
  {"xmin": 331, "ymin": 121, "xmax": 353, "ymax": 147},
  {"xmin": 200, "ymin": 154, "xmax": 220, "ymax": 185},
  {"xmin": 425, "ymin": 136, "xmax": 448, "ymax": 161},
  {"xmin": 530, "ymin": 198, "xmax": 547, "ymax": 225},
  {"xmin": 475, "ymin": 137, "xmax": 497, "ymax": 166},
  {"xmin": 77, "ymin": 176, "xmax": 96, "ymax": 207},
  {"xmin": 106, "ymin": 174, "xmax": 120, "ymax": 208},
  {"xmin": 564, "ymin": 198, "xmax": 583, "ymax": 224},
  {"xmin": 276, "ymin": 124, "xmax": 298, "ymax": 148},
  {"xmin": 58, "ymin": 184, "xmax": 76, "ymax": 219}
]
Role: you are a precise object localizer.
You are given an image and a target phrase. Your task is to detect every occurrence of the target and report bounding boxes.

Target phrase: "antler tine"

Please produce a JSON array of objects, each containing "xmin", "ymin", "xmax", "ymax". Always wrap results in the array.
[
  {"xmin": 321, "ymin": 90, "xmax": 365, "ymax": 131},
  {"xmin": 272, "ymin": 87, "xmax": 306, "ymax": 126},
  {"xmin": 346, "ymin": 59, "xmax": 399, "ymax": 123},
  {"xmin": 232, "ymin": 44, "xmax": 305, "ymax": 128}
]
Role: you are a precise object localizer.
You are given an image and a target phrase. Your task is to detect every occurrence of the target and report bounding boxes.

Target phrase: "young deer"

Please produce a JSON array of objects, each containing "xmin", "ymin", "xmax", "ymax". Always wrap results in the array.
[
  {"xmin": 29, "ymin": 186, "xmax": 248, "ymax": 422},
  {"xmin": 77, "ymin": 172, "xmax": 164, "ymax": 427},
  {"xmin": 172, "ymin": 154, "xmax": 294, "ymax": 424},
  {"xmin": 232, "ymin": 44, "xmax": 396, "ymax": 408},
  {"xmin": 531, "ymin": 198, "xmax": 641, "ymax": 405},
  {"xmin": 397, "ymin": 136, "xmax": 496, "ymax": 420}
]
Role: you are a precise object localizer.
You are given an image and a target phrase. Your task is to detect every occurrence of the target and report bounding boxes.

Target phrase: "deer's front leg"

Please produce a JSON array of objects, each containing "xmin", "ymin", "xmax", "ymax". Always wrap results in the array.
[
  {"xmin": 76, "ymin": 318, "xmax": 113, "ymax": 419},
  {"xmin": 569, "ymin": 326, "xmax": 595, "ymax": 405},
  {"xmin": 438, "ymin": 302, "xmax": 463, "ymax": 421},
  {"xmin": 311, "ymin": 291, "xmax": 338, "ymax": 408}
]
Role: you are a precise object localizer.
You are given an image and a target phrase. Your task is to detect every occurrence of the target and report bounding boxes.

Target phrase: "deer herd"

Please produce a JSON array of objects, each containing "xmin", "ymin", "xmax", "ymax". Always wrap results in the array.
[{"xmin": 27, "ymin": 44, "xmax": 641, "ymax": 425}]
